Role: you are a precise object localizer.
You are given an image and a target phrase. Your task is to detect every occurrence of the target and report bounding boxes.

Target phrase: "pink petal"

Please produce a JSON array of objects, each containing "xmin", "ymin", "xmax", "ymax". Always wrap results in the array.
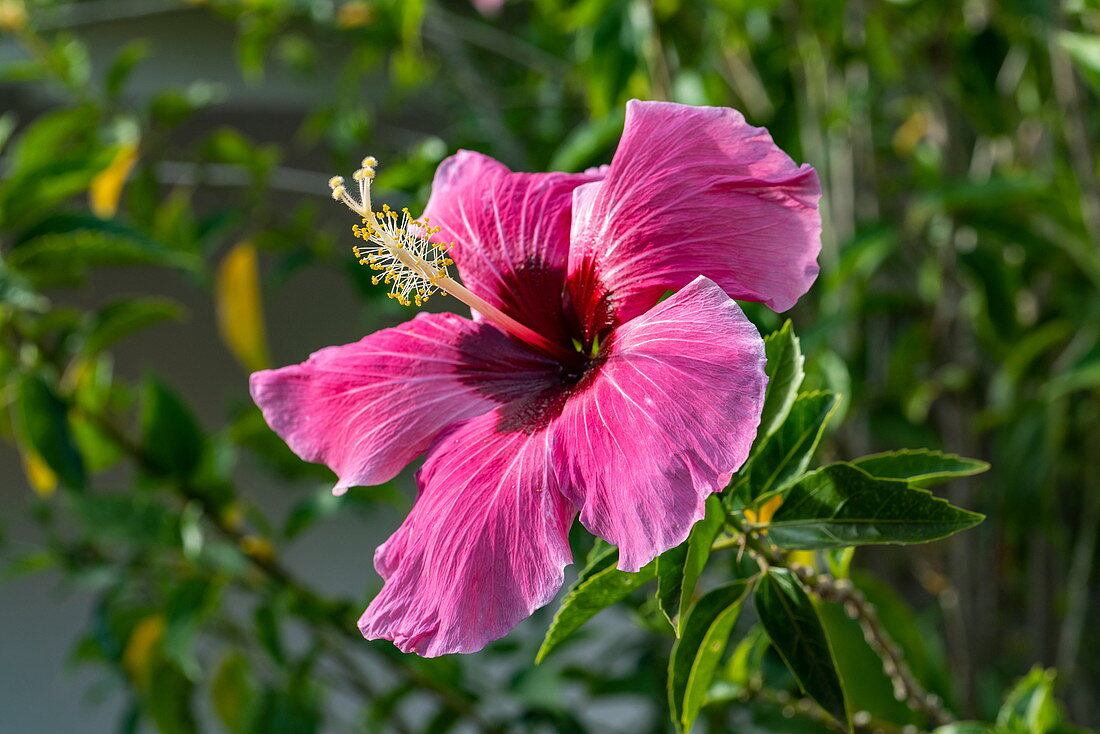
[
  {"xmin": 471, "ymin": 0, "xmax": 505, "ymax": 14},
  {"xmin": 249, "ymin": 312, "xmax": 557, "ymax": 493},
  {"xmin": 359, "ymin": 408, "xmax": 573, "ymax": 656},
  {"xmin": 423, "ymin": 150, "xmax": 602, "ymax": 347},
  {"xmin": 567, "ymin": 100, "xmax": 821, "ymax": 340},
  {"xmin": 553, "ymin": 277, "xmax": 767, "ymax": 572}
]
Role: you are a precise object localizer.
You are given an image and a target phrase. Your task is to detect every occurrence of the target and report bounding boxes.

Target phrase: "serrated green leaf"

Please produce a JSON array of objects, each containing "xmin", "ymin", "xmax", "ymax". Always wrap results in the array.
[
  {"xmin": 141, "ymin": 376, "xmax": 204, "ymax": 478},
  {"xmin": 668, "ymin": 579, "xmax": 752, "ymax": 733},
  {"xmin": 850, "ymin": 449, "xmax": 988, "ymax": 486},
  {"xmin": 758, "ymin": 321, "xmax": 805, "ymax": 439},
  {"xmin": 657, "ymin": 495, "xmax": 725, "ymax": 635},
  {"xmin": 536, "ymin": 542, "xmax": 655, "ymax": 662},
  {"xmin": 754, "ymin": 568, "xmax": 848, "ymax": 727},
  {"xmin": 84, "ymin": 297, "xmax": 185, "ymax": 356},
  {"xmin": 14, "ymin": 373, "xmax": 86, "ymax": 490},
  {"xmin": 767, "ymin": 463, "xmax": 984, "ymax": 550},
  {"xmin": 732, "ymin": 391, "xmax": 840, "ymax": 504}
]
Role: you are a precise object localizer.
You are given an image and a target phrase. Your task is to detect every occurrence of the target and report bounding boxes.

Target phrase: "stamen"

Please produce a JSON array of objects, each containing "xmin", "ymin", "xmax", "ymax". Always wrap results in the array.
[{"xmin": 328, "ymin": 157, "xmax": 579, "ymax": 364}]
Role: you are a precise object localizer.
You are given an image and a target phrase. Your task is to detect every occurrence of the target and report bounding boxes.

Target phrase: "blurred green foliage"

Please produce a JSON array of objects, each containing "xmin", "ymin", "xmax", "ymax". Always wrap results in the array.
[{"xmin": 1, "ymin": 0, "xmax": 1099, "ymax": 731}]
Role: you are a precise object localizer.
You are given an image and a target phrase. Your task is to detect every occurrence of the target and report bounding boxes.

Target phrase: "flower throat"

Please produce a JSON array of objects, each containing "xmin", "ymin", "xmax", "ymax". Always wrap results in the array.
[{"xmin": 329, "ymin": 157, "xmax": 578, "ymax": 365}]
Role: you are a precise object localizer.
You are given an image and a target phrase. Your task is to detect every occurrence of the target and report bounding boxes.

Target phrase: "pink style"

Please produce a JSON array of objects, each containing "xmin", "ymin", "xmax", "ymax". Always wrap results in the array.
[{"xmin": 249, "ymin": 100, "xmax": 822, "ymax": 657}]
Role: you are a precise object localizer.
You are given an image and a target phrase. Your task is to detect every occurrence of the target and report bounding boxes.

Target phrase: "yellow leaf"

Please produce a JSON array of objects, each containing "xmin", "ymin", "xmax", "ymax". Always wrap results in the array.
[
  {"xmin": 216, "ymin": 242, "xmax": 270, "ymax": 372},
  {"xmin": 19, "ymin": 444, "xmax": 57, "ymax": 497},
  {"xmin": 89, "ymin": 143, "xmax": 139, "ymax": 218},
  {"xmin": 744, "ymin": 494, "xmax": 784, "ymax": 534},
  {"xmin": 239, "ymin": 534, "xmax": 276, "ymax": 565},
  {"xmin": 336, "ymin": 0, "xmax": 375, "ymax": 28},
  {"xmin": 789, "ymin": 550, "xmax": 816, "ymax": 569},
  {"xmin": 0, "ymin": 0, "xmax": 28, "ymax": 31},
  {"xmin": 123, "ymin": 615, "xmax": 166, "ymax": 692},
  {"xmin": 892, "ymin": 110, "xmax": 930, "ymax": 156}
]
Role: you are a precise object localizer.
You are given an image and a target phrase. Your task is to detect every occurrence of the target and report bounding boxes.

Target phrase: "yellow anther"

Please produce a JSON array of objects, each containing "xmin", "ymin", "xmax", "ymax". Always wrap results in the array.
[{"xmin": 330, "ymin": 155, "xmax": 451, "ymax": 308}]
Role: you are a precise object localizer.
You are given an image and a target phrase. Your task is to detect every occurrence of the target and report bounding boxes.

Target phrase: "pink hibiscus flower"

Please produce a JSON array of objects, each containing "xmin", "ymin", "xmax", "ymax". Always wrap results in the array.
[{"xmin": 250, "ymin": 101, "xmax": 821, "ymax": 656}]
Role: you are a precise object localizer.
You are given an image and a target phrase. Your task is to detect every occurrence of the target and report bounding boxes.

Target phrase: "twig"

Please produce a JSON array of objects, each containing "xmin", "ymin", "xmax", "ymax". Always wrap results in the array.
[
  {"xmin": 725, "ymin": 515, "xmax": 954, "ymax": 728},
  {"xmin": 794, "ymin": 566, "xmax": 951, "ymax": 727}
]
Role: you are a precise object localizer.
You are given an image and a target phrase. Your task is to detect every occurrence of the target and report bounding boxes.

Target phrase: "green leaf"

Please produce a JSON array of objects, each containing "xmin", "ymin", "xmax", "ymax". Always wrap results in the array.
[
  {"xmin": 14, "ymin": 373, "xmax": 86, "ymax": 490},
  {"xmin": 212, "ymin": 651, "xmax": 257, "ymax": 734},
  {"xmin": 147, "ymin": 660, "xmax": 198, "ymax": 734},
  {"xmin": 9, "ymin": 214, "xmax": 198, "ymax": 281},
  {"xmin": 723, "ymin": 624, "xmax": 770, "ymax": 688},
  {"xmin": 105, "ymin": 40, "xmax": 150, "ymax": 99},
  {"xmin": 668, "ymin": 579, "xmax": 753, "ymax": 733},
  {"xmin": 1059, "ymin": 32, "xmax": 1100, "ymax": 93},
  {"xmin": 997, "ymin": 667, "xmax": 1059, "ymax": 734},
  {"xmin": 657, "ymin": 495, "xmax": 725, "ymax": 634},
  {"xmin": 549, "ymin": 107, "xmax": 626, "ymax": 172},
  {"xmin": 754, "ymin": 568, "xmax": 848, "ymax": 727},
  {"xmin": 767, "ymin": 463, "xmax": 984, "ymax": 550},
  {"xmin": 850, "ymin": 449, "xmax": 989, "ymax": 487},
  {"xmin": 817, "ymin": 600, "xmax": 918, "ymax": 724},
  {"xmin": 758, "ymin": 321, "xmax": 805, "ymax": 439},
  {"xmin": 84, "ymin": 297, "xmax": 185, "ymax": 356},
  {"xmin": 536, "ymin": 542, "xmax": 655, "ymax": 663},
  {"xmin": 932, "ymin": 724, "xmax": 996, "ymax": 734},
  {"xmin": 0, "ymin": 259, "xmax": 47, "ymax": 311},
  {"xmin": 732, "ymin": 391, "xmax": 841, "ymax": 503},
  {"xmin": 141, "ymin": 376, "xmax": 204, "ymax": 478},
  {"xmin": 284, "ymin": 489, "xmax": 345, "ymax": 540}
]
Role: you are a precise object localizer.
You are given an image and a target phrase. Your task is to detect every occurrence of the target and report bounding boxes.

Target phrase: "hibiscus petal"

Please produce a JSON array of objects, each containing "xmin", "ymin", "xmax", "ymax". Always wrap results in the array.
[
  {"xmin": 553, "ymin": 276, "xmax": 767, "ymax": 572},
  {"xmin": 567, "ymin": 100, "xmax": 821, "ymax": 339},
  {"xmin": 423, "ymin": 150, "xmax": 602, "ymax": 347},
  {"xmin": 359, "ymin": 409, "xmax": 573, "ymax": 656},
  {"xmin": 250, "ymin": 312, "xmax": 557, "ymax": 493}
]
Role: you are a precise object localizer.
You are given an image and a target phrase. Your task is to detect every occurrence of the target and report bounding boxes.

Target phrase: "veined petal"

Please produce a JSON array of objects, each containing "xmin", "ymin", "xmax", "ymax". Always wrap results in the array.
[
  {"xmin": 423, "ymin": 150, "xmax": 602, "ymax": 347},
  {"xmin": 250, "ymin": 312, "xmax": 557, "ymax": 493},
  {"xmin": 360, "ymin": 409, "xmax": 573, "ymax": 656},
  {"xmin": 553, "ymin": 277, "xmax": 767, "ymax": 572},
  {"xmin": 567, "ymin": 100, "xmax": 821, "ymax": 340}
]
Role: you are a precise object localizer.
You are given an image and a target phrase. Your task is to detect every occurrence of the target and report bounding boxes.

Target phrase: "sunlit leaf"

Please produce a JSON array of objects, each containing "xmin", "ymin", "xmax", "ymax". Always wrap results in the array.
[
  {"xmin": 732, "ymin": 391, "xmax": 840, "ymax": 504},
  {"xmin": 657, "ymin": 495, "xmax": 725, "ymax": 634},
  {"xmin": 668, "ymin": 579, "xmax": 752, "ymax": 733},
  {"xmin": 850, "ymin": 449, "xmax": 988, "ymax": 487},
  {"xmin": 536, "ymin": 542, "xmax": 655, "ymax": 662},
  {"xmin": 767, "ymin": 463, "xmax": 983, "ymax": 550},
  {"xmin": 997, "ymin": 667, "xmax": 1059, "ymax": 734},
  {"xmin": 758, "ymin": 320, "xmax": 805, "ymax": 439}
]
